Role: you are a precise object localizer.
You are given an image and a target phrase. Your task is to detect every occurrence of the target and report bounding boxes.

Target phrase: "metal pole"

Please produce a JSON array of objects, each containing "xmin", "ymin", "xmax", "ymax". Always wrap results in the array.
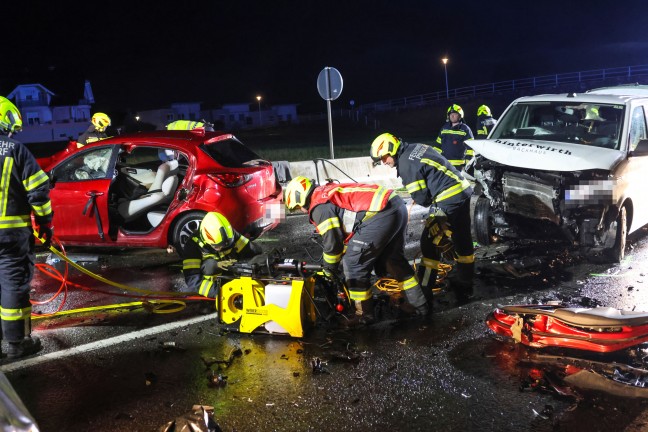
[
  {"xmin": 327, "ymin": 99, "xmax": 334, "ymax": 159},
  {"xmin": 444, "ymin": 63, "xmax": 449, "ymax": 99}
]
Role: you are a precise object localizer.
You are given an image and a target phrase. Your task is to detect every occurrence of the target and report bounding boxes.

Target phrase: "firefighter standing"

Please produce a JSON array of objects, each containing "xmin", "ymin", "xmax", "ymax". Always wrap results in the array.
[
  {"xmin": 371, "ymin": 133, "xmax": 475, "ymax": 298},
  {"xmin": 433, "ymin": 104, "xmax": 474, "ymax": 170},
  {"xmin": 177, "ymin": 212, "xmax": 261, "ymax": 298},
  {"xmin": 475, "ymin": 105, "xmax": 498, "ymax": 138},
  {"xmin": 77, "ymin": 112, "xmax": 111, "ymax": 147},
  {"xmin": 284, "ymin": 177, "xmax": 429, "ymax": 324},
  {"xmin": 0, "ymin": 97, "xmax": 53, "ymax": 358}
]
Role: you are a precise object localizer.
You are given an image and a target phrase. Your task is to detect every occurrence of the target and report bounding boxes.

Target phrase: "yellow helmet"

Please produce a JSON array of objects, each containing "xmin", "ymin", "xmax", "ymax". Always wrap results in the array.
[
  {"xmin": 284, "ymin": 176, "xmax": 315, "ymax": 211},
  {"xmin": 91, "ymin": 112, "xmax": 111, "ymax": 132},
  {"xmin": 447, "ymin": 104, "xmax": 464, "ymax": 119},
  {"xmin": 0, "ymin": 97, "xmax": 22, "ymax": 135},
  {"xmin": 477, "ymin": 105, "xmax": 491, "ymax": 117},
  {"xmin": 199, "ymin": 212, "xmax": 235, "ymax": 250},
  {"xmin": 370, "ymin": 133, "xmax": 401, "ymax": 166}
]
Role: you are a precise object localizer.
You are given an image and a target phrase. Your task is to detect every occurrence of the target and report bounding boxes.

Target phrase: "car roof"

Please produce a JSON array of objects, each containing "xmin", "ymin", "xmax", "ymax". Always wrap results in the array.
[
  {"xmin": 586, "ymin": 84, "xmax": 648, "ymax": 96},
  {"xmin": 510, "ymin": 91, "xmax": 643, "ymax": 105}
]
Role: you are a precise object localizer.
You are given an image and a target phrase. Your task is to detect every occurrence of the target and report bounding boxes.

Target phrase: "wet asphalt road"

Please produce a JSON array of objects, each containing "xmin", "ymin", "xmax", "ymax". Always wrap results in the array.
[{"xmin": 4, "ymin": 199, "xmax": 648, "ymax": 431}]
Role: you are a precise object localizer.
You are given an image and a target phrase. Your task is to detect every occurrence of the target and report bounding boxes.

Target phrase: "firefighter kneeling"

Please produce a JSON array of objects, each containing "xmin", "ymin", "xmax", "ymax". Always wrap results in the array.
[
  {"xmin": 284, "ymin": 177, "xmax": 429, "ymax": 326},
  {"xmin": 176, "ymin": 212, "xmax": 261, "ymax": 299}
]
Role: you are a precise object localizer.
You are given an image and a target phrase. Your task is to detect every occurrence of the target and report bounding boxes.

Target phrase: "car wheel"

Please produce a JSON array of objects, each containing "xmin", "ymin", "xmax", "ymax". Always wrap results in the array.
[
  {"xmin": 473, "ymin": 196, "xmax": 492, "ymax": 245},
  {"xmin": 171, "ymin": 211, "xmax": 206, "ymax": 250},
  {"xmin": 603, "ymin": 206, "xmax": 627, "ymax": 263}
]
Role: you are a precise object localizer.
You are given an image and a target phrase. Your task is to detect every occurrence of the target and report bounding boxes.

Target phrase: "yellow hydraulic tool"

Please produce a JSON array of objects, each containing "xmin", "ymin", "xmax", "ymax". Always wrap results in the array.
[{"xmin": 218, "ymin": 275, "xmax": 316, "ymax": 338}]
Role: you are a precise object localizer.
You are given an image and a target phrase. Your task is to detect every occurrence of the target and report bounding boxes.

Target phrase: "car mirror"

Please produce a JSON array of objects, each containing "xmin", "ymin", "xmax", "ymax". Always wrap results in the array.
[
  {"xmin": 630, "ymin": 139, "xmax": 648, "ymax": 157},
  {"xmin": 48, "ymin": 172, "xmax": 57, "ymax": 188}
]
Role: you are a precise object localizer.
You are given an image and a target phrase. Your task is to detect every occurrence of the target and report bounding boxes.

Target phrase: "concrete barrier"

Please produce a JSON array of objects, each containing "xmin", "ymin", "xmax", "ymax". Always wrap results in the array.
[{"xmin": 287, "ymin": 156, "xmax": 404, "ymax": 189}]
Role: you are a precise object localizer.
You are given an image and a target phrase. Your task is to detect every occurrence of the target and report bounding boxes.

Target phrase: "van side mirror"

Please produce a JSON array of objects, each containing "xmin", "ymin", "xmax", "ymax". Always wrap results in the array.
[{"xmin": 631, "ymin": 139, "xmax": 648, "ymax": 157}]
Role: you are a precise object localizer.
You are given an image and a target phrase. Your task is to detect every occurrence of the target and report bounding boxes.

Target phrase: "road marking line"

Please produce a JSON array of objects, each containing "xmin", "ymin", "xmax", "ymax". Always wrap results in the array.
[{"xmin": 0, "ymin": 313, "xmax": 217, "ymax": 373}]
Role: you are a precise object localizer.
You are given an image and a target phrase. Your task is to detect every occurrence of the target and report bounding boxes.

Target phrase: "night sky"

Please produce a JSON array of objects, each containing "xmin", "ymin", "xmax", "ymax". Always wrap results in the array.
[{"xmin": 8, "ymin": 1, "xmax": 648, "ymax": 112}]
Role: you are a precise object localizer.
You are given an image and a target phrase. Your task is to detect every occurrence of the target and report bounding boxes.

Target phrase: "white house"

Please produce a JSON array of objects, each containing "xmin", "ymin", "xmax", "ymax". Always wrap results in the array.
[{"xmin": 7, "ymin": 82, "xmax": 93, "ymax": 144}]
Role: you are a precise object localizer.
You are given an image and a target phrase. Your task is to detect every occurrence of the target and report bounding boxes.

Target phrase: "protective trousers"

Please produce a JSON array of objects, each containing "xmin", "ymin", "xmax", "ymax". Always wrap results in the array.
[
  {"xmin": 344, "ymin": 197, "xmax": 428, "ymax": 314},
  {"xmin": 419, "ymin": 198, "xmax": 474, "ymax": 290},
  {"xmin": 0, "ymin": 234, "xmax": 35, "ymax": 342}
]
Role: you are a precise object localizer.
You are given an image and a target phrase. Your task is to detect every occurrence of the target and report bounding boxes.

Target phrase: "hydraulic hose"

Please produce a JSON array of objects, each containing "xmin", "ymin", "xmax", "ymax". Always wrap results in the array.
[{"xmin": 31, "ymin": 231, "xmax": 211, "ymax": 319}]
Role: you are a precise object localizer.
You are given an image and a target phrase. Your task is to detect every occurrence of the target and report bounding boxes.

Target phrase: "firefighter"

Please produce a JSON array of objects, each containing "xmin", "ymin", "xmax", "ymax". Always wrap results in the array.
[
  {"xmin": 475, "ymin": 105, "xmax": 498, "ymax": 138},
  {"xmin": 77, "ymin": 112, "xmax": 111, "ymax": 147},
  {"xmin": 371, "ymin": 133, "xmax": 475, "ymax": 298},
  {"xmin": 0, "ymin": 97, "xmax": 53, "ymax": 358},
  {"xmin": 166, "ymin": 120, "xmax": 214, "ymax": 131},
  {"xmin": 284, "ymin": 177, "xmax": 429, "ymax": 324},
  {"xmin": 177, "ymin": 212, "xmax": 261, "ymax": 298},
  {"xmin": 433, "ymin": 104, "xmax": 474, "ymax": 169}
]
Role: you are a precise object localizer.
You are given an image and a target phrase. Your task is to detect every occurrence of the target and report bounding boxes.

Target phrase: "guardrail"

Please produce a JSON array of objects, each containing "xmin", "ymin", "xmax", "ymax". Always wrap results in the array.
[{"xmin": 359, "ymin": 64, "xmax": 648, "ymax": 113}]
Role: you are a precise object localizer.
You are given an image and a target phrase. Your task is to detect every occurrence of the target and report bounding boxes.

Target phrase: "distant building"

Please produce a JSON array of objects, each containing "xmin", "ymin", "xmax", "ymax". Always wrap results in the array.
[
  {"xmin": 137, "ymin": 101, "xmax": 299, "ymax": 130},
  {"xmin": 8, "ymin": 82, "xmax": 94, "ymax": 144}
]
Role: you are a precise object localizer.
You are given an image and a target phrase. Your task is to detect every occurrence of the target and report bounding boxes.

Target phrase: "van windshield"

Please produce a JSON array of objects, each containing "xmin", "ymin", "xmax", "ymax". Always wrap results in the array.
[{"xmin": 491, "ymin": 102, "xmax": 624, "ymax": 149}]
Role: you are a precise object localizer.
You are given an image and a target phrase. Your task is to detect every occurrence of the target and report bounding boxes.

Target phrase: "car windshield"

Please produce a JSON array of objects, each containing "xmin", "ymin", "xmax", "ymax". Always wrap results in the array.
[
  {"xmin": 491, "ymin": 101, "xmax": 625, "ymax": 149},
  {"xmin": 200, "ymin": 138, "xmax": 265, "ymax": 168}
]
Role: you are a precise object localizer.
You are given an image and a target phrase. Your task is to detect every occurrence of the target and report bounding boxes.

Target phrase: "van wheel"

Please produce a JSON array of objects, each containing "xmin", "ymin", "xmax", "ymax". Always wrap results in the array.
[
  {"xmin": 473, "ymin": 196, "xmax": 493, "ymax": 245},
  {"xmin": 171, "ymin": 211, "xmax": 206, "ymax": 250},
  {"xmin": 603, "ymin": 206, "xmax": 627, "ymax": 263}
]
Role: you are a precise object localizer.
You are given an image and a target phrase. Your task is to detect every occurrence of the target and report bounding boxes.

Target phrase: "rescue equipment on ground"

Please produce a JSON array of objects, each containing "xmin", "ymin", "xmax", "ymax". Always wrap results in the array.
[{"xmin": 217, "ymin": 254, "xmax": 350, "ymax": 337}]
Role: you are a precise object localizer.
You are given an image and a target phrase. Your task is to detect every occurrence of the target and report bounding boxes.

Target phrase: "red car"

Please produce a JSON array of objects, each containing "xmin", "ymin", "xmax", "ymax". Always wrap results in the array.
[{"xmin": 40, "ymin": 129, "xmax": 283, "ymax": 249}]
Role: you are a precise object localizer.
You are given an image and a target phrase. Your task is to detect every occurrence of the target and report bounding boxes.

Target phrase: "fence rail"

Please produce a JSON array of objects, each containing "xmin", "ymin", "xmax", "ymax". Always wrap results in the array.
[{"xmin": 359, "ymin": 64, "xmax": 648, "ymax": 113}]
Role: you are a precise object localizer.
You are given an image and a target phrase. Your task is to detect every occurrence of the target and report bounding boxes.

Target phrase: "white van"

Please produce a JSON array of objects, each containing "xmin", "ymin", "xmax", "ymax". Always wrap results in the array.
[{"xmin": 467, "ymin": 84, "xmax": 648, "ymax": 262}]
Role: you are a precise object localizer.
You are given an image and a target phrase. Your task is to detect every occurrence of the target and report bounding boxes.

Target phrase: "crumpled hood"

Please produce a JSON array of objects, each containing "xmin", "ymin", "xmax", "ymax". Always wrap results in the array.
[{"xmin": 467, "ymin": 138, "xmax": 624, "ymax": 171}]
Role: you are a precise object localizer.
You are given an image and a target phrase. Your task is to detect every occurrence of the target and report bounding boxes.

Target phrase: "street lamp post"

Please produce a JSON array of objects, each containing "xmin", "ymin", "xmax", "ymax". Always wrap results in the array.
[
  {"xmin": 256, "ymin": 95, "xmax": 262, "ymax": 127},
  {"xmin": 442, "ymin": 58, "xmax": 449, "ymax": 99}
]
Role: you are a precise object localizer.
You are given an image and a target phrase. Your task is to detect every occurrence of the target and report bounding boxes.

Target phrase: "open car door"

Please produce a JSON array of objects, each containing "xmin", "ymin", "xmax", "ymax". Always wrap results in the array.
[{"xmin": 48, "ymin": 145, "xmax": 118, "ymax": 244}]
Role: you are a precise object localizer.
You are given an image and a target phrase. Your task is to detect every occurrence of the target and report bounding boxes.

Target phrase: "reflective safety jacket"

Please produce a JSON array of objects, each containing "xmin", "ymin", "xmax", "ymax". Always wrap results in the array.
[
  {"xmin": 396, "ymin": 141, "xmax": 472, "ymax": 213},
  {"xmin": 180, "ymin": 229, "xmax": 260, "ymax": 297},
  {"xmin": 475, "ymin": 115, "xmax": 498, "ymax": 138},
  {"xmin": 0, "ymin": 136, "xmax": 52, "ymax": 242},
  {"xmin": 434, "ymin": 121, "xmax": 474, "ymax": 167},
  {"xmin": 307, "ymin": 183, "xmax": 396, "ymax": 268}
]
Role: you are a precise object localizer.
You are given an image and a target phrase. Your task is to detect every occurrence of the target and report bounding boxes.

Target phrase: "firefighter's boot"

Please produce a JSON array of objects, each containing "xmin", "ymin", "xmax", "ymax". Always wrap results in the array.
[
  {"xmin": 402, "ymin": 277, "xmax": 430, "ymax": 316},
  {"xmin": 344, "ymin": 298, "xmax": 375, "ymax": 327},
  {"xmin": 417, "ymin": 258, "xmax": 439, "ymax": 303},
  {"xmin": 452, "ymin": 259, "xmax": 475, "ymax": 304},
  {"xmin": 7, "ymin": 336, "xmax": 42, "ymax": 359}
]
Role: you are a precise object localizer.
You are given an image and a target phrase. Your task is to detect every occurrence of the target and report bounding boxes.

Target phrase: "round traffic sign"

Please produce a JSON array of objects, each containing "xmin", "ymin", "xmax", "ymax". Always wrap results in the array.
[{"xmin": 317, "ymin": 67, "xmax": 343, "ymax": 101}]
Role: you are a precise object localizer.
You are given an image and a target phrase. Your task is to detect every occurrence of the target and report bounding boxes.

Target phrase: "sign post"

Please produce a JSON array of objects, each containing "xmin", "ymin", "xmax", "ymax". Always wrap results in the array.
[{"xmin": 317, "ymin": 67, "xmax": 343, "ymax": 159}]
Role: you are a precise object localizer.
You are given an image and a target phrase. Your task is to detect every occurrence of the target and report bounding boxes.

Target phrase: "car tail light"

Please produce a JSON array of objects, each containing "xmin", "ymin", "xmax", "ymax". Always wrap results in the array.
[{"xmin": 208, "ymin": 173, "xmax": 253, "ymax": 188}]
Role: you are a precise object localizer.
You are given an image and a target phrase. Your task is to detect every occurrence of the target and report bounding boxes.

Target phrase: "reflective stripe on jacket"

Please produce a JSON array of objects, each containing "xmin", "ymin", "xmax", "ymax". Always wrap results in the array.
[{"xmin": 0, "ymin": 136, "xmax": 52, "ymax": 241}]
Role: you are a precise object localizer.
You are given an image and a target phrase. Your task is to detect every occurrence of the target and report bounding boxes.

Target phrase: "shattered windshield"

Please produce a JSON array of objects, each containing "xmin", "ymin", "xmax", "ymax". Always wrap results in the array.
[{"xmin": 491, "ymin": 102, "xmax": 624, "ymax": 149}]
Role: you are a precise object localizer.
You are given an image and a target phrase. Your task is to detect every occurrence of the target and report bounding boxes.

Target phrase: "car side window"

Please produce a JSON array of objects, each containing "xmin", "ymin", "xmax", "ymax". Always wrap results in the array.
[
  {"xmin": 629, "ymin": 106, "xmax": 648, "ymax": 151},
  {"xmin": 52, "ymin": 147, "xmax": 114, "ymax": 182}
]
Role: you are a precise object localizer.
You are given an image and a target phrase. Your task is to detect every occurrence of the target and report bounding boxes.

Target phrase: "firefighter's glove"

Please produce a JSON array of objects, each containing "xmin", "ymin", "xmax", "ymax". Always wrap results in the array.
[
  {"xmin": 37, "ymin": 222, "xmax": 53, "ymax": 249},
  {"xmin": 322, "ymin": 264, "xmax": 343, "ymax": 284},
  {"xmin": 425, "ymin": 209, "xmax": 453, "ymax": 253},
  {"xmin": 202, "ymin": 258, "xmax": 223, "ymax": 276}
]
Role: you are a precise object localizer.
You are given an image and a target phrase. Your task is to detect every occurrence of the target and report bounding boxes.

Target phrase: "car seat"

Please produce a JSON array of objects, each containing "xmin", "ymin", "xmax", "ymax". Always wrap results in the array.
[{"xmin": 117, "ymin": 150, "xmax": 179, "ymax": 225}]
